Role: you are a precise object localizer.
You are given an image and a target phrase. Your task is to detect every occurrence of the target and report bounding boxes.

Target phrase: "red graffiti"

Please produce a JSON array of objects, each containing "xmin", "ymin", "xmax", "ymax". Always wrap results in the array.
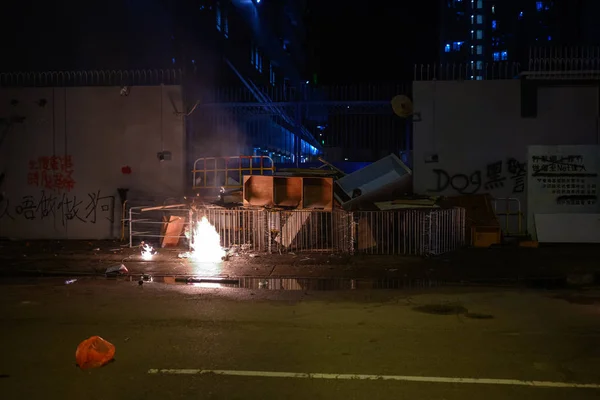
[{"xmin": 27, "ymin": 155, "xmax": 76, "ymax": 192}]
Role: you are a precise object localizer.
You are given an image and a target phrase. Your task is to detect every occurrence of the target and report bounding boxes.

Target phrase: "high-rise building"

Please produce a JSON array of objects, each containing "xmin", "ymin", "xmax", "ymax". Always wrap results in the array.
[{"xmin": 438, "ymin": 0, "xmax": 600, "ymax": 79}]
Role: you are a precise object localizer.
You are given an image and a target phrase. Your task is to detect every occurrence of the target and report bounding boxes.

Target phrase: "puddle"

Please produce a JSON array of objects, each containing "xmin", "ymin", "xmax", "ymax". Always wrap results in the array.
[
  {"xmin": 161, "ymin": 277, "xmax": 449, "ymax": 291},
  {"xmin": 413, "ymin": 304, "xmax": 467, "ymax": 315},
  {"xmin": 412, "ymin": 304, "xmax": 494, "ymax": 319}
]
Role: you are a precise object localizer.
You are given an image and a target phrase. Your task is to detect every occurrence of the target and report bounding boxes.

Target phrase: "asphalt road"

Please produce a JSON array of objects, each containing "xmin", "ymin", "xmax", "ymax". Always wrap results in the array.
[{"xmin": 1, "ymin": 279, "xmax": 600, "ymax": 399}]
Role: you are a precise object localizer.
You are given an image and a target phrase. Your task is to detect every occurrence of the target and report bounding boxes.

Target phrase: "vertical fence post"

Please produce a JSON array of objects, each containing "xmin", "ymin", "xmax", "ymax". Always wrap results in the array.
[
  {"xmin": 188, "ymin": 208, "xmax": 194, "ymax": 250},
  {"xmin": 266, "ymin": 210, "xmax": 272, "ymax": 254},
  {"xmin": 349, "ymin": 211, "xmax": 355, "ymax": 255},
  {"xmin": 128, "ymin": 207, "xmax": 133, "ymax": 248}
]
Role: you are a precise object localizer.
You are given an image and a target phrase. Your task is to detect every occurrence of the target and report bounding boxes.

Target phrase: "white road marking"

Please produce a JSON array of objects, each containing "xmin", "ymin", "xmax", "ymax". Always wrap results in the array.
[{"xmin": 147, "ymin": 369, "xmax": 600, "ymax": 389}]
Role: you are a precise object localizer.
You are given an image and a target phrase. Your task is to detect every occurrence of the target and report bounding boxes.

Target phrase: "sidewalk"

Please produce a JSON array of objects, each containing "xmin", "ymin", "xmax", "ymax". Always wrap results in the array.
[{"xmin": 1, "ymin": 240, "xmax": 599, "ymax": 285}]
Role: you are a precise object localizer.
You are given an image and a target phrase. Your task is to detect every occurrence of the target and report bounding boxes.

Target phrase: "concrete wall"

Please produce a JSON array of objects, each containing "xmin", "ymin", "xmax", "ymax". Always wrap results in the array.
[
  {"xmin": 0, "ymin": 85, "xmax": 185, "ymax": 240},
  {"xmin": 413, "ymin": 80, "xmax": 600, "ymax": 232}
]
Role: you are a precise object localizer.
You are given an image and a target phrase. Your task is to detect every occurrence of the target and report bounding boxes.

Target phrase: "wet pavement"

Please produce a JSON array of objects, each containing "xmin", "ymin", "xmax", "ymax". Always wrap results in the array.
[
  {"xmin": 1, "ymin": 279, "xmax": 600, "ymax": 399},
  {"xmin": 1, "ymin": 240, "xmax": 600, "ymax": 288}
]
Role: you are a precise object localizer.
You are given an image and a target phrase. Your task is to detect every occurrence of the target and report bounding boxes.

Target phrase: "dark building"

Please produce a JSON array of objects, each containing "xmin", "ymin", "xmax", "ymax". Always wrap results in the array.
[
  {"xmin": 2, "ymin": 0, "xmax": 308, "ymax": 88},
  {"xmin": 1, "ymin": 0, "xmax": 321, "ymax": 164},
  {"xmin": 438, "ymin": 0, "xmax": 600, "ymax": 79}
]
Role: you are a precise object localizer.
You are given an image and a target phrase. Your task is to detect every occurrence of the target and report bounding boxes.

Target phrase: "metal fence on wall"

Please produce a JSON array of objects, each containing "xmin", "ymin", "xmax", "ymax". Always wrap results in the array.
[
  {"xmin": 0, "ymin": 69, "xmax": 183, "ymax": 87},
  {"xmin": 128, "ymin": 205, "xmax": 465, "ymax": 256},
  {"xmin": 414, "ymin": 62, "xmax": 522, "ymax": 81},
  {"xmin": 415, "ymin": 47, "xmax": 600, "ymax": 81}
]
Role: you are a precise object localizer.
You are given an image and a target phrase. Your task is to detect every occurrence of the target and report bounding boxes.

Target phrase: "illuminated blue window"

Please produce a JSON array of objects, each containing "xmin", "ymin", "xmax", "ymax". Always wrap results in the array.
[
  {"xmin": 269, "ymin": 63, "xmax": 275, "ymax": 85},
  {"xmin": 548, "ymin": 35, "xmax": 552, "ymax": 41},
  {"xmin": 216, "ymin": 3, "xmax": 228, "ymax": 37},
  {"xmin": 536, "ymin": 2, "xmax": 543, "ymax": 11},
  {"xmin": 501, "ymin": 51, "xmax": 508, "ymax": 60},
  {"xmin": 491, "ymin": 20, "xmax": 497, "ymax": 30},
  {"xmin": 519, "ymin": 11, "xmax": 523, "ymax": 19},
  {"xmin": 493, "ymin": 52, "xmax": 500, "ymax": 61},
  {"xmin": 452, "ymin": 41, "xmax": 464, "ymax": 51},
  {"xmin": 251, "ymin": 44, "xmax": 263, "ymax": 72},
  {"xmin": 444, "ymin": 44, "xmax": 451, "ymax": 52}
]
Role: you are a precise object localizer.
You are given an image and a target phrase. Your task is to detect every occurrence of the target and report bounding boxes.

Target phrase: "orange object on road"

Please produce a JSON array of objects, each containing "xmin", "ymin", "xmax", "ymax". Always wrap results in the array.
[{"xmin": 75, "ymin": 336, "xmax": 116, "ymax": 370}]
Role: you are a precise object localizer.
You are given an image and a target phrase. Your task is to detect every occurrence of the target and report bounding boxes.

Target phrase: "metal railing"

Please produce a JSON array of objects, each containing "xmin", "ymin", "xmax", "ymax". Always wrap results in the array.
[
  {"xmin": 267, "ymin": 209, "xmax": 353, "ymax": 253},
  {"xmin": 192, "ymin": 156, "xmax": 275, "ymax": 189},
  {"xmin": 352, "ymin": 208, "xmax": 465, "ymax": 256},
  {"xmin": 526, "ymin": 46, "xmax": 600, "ymax": 78},
  {"xmin": 0, "ymin": 69, "xmax": 183, "ymax": 87},
  {"xmin": 414, "ymin": 62, "xmax": 522, "ymax": 81},
  {"xmin": 426, "ymin": 208, "xmax": 467, "ymax": 256},
  {"xmin": 126, "ymin": 204, "xmax": 466, "ymax": 256},
  {"xmin": 128, "ymin": 204, "xmax": 192, "ymax": 248},
  {"xmin": 198, "ymin": 207, "xmax": 267, "ymax": 252}
]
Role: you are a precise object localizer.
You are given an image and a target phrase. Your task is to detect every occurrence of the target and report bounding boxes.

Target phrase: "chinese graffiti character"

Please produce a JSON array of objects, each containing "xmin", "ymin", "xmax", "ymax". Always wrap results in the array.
[
  {"xmin": 507, "ymin": 158, "xmax": 526, "ymax": 193},
  {"xmin": 15, "ymin": 195, "xmax": 37, "ymax": 220},
  {"xmin": 57, "ymin": 193, "xmax": 84, "ymax": 224},
  {"xmin": 39, "ymin": 156, "xmax": 50, "ymax": 170},
  {"xmin": 50, "ymin": 156, "xmax": 60, "ymax": 171},
  {"xmin": 0, "ymin": 197, "xmax": 14, "ymax": 220},
  {"xmin": 41, "ymin": 170, "xmax": 54, "ymax": 189},
  {"xmin": 54, "ymin": 172, "xmax": 76, "ymax": 192},
  {"xmin": 27, "ymin": 171, "xmax": 39, "ymax": 186},
  {"xmin": 483, "ymin": 161, "xmax": 506, "ymax": 190},
  {"xmin": 26, "ymin": 155, "xmax": 76, "ymax": 191},
  {"xmin": 37, "ymin": 191, "xmax": 57, "ymax": 219},
  {"xmin": 85, "ymin": 190, "xmax": 115, "ymax": 223}
]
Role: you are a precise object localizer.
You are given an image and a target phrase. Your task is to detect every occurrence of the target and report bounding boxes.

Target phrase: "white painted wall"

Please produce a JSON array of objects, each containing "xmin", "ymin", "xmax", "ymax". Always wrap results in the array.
[
  {"xmin": 413, "ymin": 80, "xmax": 600, "ymax": 233},
  {"xmin": 0, "ymin": 85, "xmax": 185, "ymax": 239}
]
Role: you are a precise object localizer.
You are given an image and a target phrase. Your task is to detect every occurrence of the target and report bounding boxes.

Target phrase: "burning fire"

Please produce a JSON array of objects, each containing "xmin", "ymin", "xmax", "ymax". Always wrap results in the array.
[
  {"xmin": 190, "ymin": 216, "xmax": 225, "ymax": 263},
  {"xmin": 141, "ymin": 243, "xmax": 156, "ymax": 261}
]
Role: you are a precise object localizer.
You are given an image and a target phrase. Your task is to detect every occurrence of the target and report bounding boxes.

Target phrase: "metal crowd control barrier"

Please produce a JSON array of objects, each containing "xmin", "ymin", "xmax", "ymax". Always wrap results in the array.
[
  {"xmin": 128, "ymin": 204, "xmax": 192, "ymax": 248},
  {"xmin": 351, "ymin": 208, "xmax": 465, "ymax": 256},
  {"xmin": 126, "ymin": 205, "xmax": 466, "ymax": 256},
  {"xmin": 192, "ymin": 155, "xmax": 275, "ymax": 189}
]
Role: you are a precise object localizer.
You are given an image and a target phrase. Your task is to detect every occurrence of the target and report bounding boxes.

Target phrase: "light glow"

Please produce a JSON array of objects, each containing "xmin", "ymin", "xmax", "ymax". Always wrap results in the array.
[
  {"xmin": 192, "ymin": 282, "xmax": 223, "ymax": 288},
  {"xmin": 190, "ymin": 216, "xmax": 226, "ymax": 263},
  {"xmin": 141, "ymin": 243, "xmax": 156, "ymax": 261}
]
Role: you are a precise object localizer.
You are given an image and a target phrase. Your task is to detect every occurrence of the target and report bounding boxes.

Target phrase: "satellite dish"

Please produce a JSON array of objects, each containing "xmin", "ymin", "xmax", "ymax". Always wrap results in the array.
[{"xmin": 391, "ymin": 95, "xmax": 414, "ymax": 118}]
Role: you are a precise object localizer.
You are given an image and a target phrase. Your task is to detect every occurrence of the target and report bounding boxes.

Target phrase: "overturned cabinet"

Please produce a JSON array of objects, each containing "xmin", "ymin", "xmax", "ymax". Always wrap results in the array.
[{"xmin": 243, "ymin": 176, "xmax": 334, "ymax": 210}]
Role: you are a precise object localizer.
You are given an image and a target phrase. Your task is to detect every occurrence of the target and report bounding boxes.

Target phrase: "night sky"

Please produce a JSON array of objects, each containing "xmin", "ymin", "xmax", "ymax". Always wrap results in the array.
[{"xmin": 306, "ymin": 1, "xmax": 439, "ymax": 84}]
